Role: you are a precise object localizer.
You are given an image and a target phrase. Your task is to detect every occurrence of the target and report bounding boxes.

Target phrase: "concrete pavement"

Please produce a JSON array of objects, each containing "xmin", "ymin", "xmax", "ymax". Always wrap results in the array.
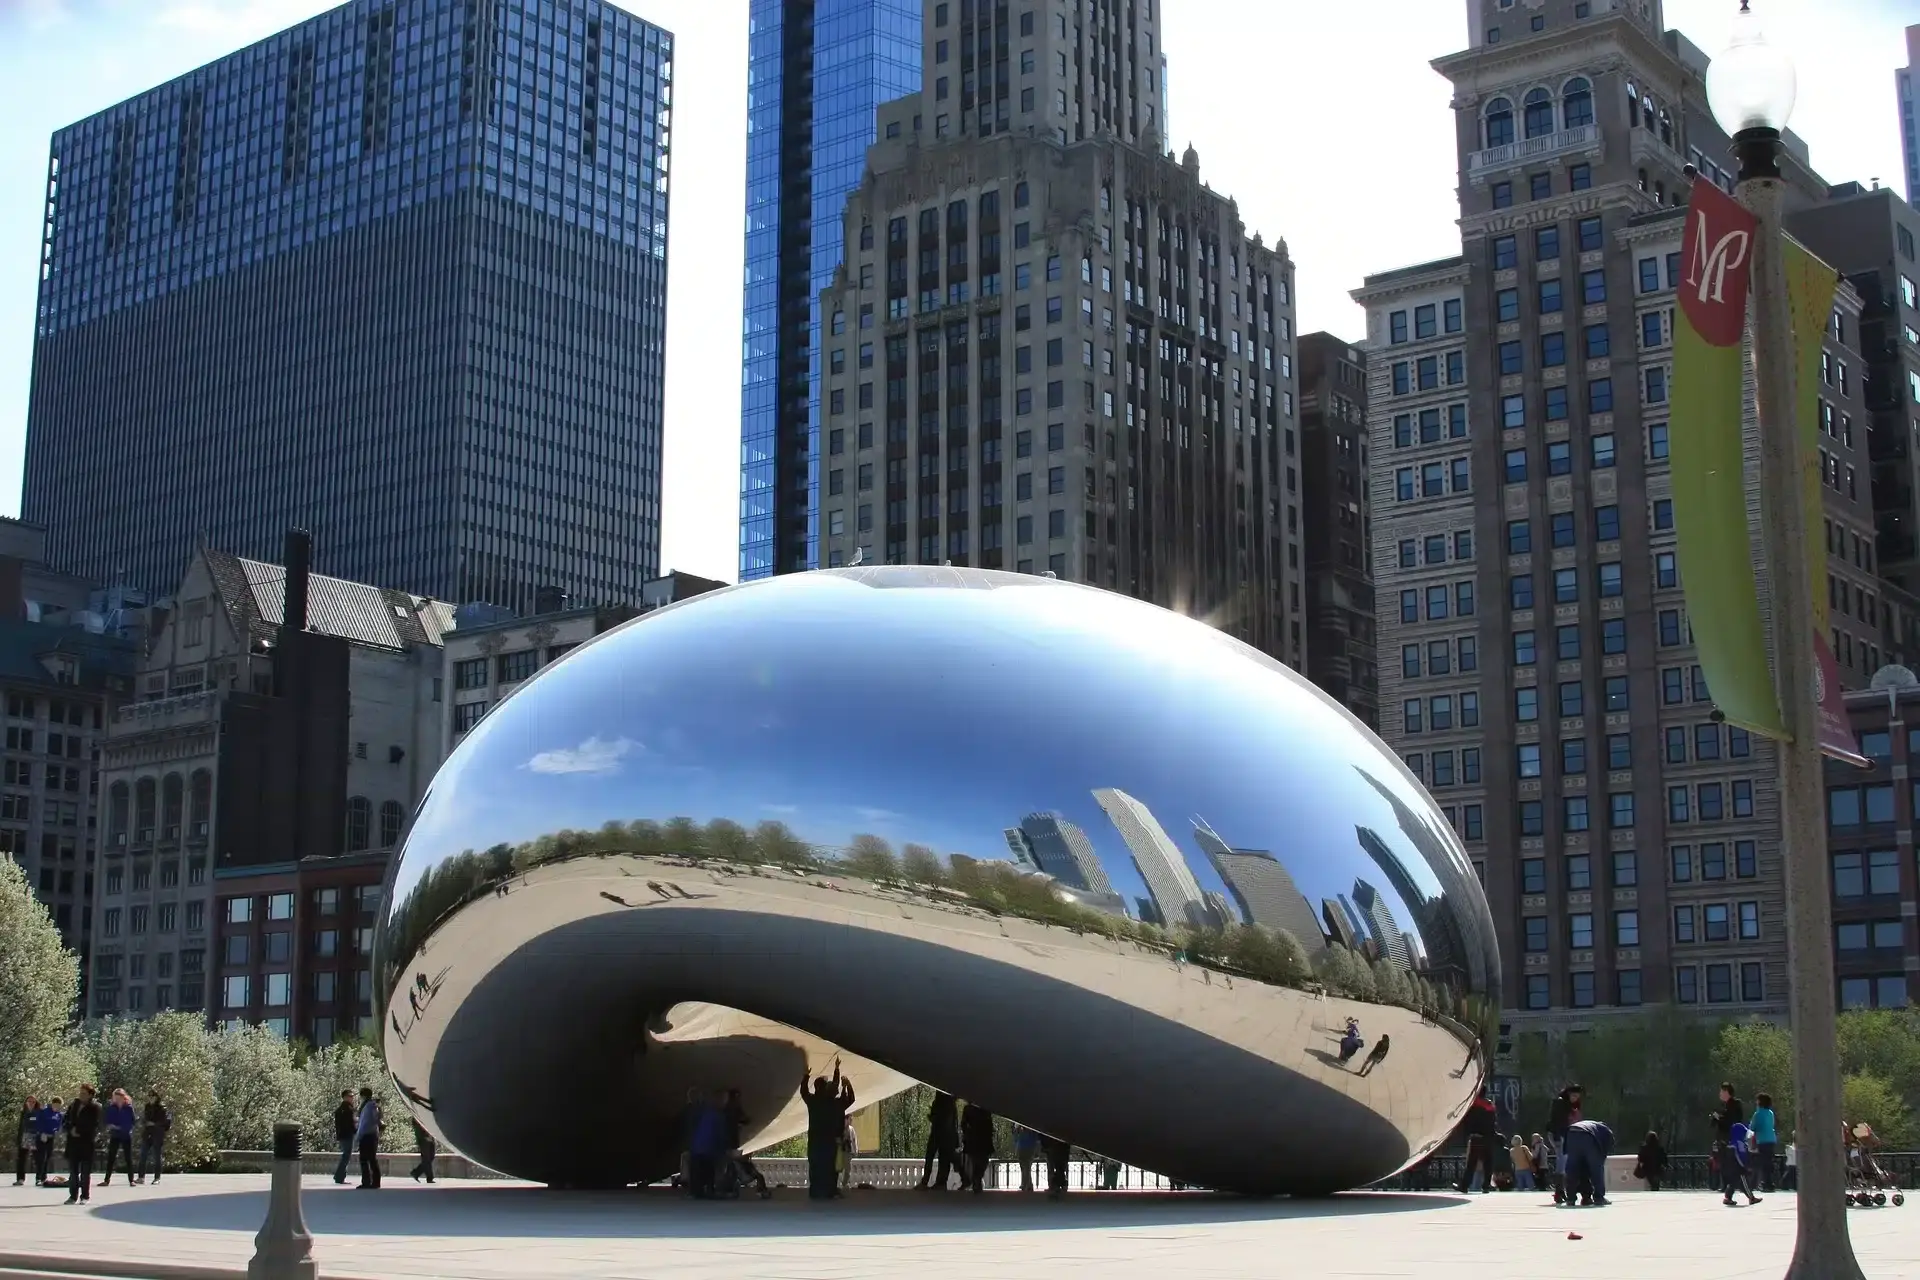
[{"xmin": 0, "ymin": 1174, "xmax": 1914, "ymax": 1279}]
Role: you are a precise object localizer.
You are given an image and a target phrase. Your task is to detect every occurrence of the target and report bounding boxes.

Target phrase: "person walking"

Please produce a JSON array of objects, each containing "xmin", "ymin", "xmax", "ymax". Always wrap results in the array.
[
  {"xmin": 1750, "ymin": 1092, "xmax": 1778, "ymax": 1192},
  {"xmin": 1562, "ymin": 1118, "xmax": 1613, "ymax": 1207},
  {"xmin": 136, "ymin": 1089, "xmax": 170, "ymax": 1185},
  {"xmin": 1041, "ymin": 1134, "xmax": 1073, "ymax": 1200},
  {"xmin": 409, "ymin": 1118, "xmax": 437, "ymax": 1184},
  {"xmin": 14, "ymin": 1096, "xmax": 38, "ymax": 1186},
  {"xmin": 684, "ymin": 1092, "xmax": 729, "ymax": 1198},
  {"xmin": 331, "ymin": 1090, "xmax": 357, "ymax": 1184},
  {"xmin": 62, "ymin": 1084, "xmax": 101, "ymax": 1204},
  {"xmin": 1710, "ymin": 1083, "xmax": 1758, "ymax": 1206},
  {"xmin": 1455, "ymin": 1093, "xmax": 1496, "ymax": 1193},
  {"xmin": 1509, "ymin": 1132, "xmax": 1536, "ymax": 1191},
  {"xmin": 1356, "ymin": 1034, "xmax": 1391, "ymax": 1077},
  {"xmin": 801, "ymin": 1062, "xmax": 854, "ymax": 1200},
  {"xmin": 99, "ymin": 1089, "xmax": 135, "ymax": 1186},
  {"xmin": 354, "ymin": 1086, "xmax": 383, "ymax": 1190},
  {"xmin": 34, "ymin": 1097, "xmax": 62, "ymax": 1187},
  {"xmin": 1635, "ymin": 1131, "xmax": 1669, "ymax": 1191},
  {"xmin": 917, "ymin": 1091, "xmax": 959, "ymax": 1191},
  {"xmin": 960, "ymin": 1100, "xmax": 996, "ymax": 1193}
]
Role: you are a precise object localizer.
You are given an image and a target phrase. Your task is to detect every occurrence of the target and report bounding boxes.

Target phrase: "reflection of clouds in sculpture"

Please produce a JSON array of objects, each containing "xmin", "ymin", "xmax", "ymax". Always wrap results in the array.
[
  {"xmin": 526, "ymin": 735, "xmax": 638, "ymax": 776},
  {"xmin": 377, "ymin": 567, "xmax": 1500, "ymax": 1194}
]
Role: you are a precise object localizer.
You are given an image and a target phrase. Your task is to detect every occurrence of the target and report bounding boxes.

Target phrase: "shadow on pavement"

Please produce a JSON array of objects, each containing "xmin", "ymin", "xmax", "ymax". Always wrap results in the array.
[{"xmin": 88, "ymin": 1184, "xmax": 1470, "ymax": 1238}]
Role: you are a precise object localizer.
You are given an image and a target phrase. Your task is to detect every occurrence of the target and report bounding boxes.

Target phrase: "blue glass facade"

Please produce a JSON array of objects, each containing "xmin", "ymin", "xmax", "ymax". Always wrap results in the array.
[
  {"xmin": 24, "ymin": 0, "xmax": 672, "ymax": 612},
  {"xmin": 738, "ymin": 0, "xmax": 919, "ymax": 580}
]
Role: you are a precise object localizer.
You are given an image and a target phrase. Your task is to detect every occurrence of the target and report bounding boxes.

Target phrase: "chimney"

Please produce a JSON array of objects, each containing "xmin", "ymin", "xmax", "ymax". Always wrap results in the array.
[{"xmin": 282, "ymin": 528, "xmax": 312, "ymax": 634}]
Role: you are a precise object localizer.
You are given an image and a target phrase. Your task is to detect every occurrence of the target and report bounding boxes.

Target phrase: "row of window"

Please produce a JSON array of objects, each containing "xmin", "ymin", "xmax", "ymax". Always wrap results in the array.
[
  {"xmin": 1395, "ymin": 529, "xmax": 1473, "ymax": 568},
  {"xmin": 1399, "ymin": 635, "xmax": 1479, "ymax": 679},
  {"xmin": 1521, "ymin": 849, "xmax": 1641, "ymax": 893},
  {"xmin": 1489, "ymin": 164, "xmax": 1593, "ymax": 212},
  {"xmin": 221, "ymin": 926, "xmax": 373, "ymax": 967},
  {"xmin": 220, "ymin": 967, "xmax": 374, "ymax": 1011},
  {"xmin": 1507, "ymin": 552, "xmax": 1677, "ymax": 610},
  {"xmin": 1516, "ymin": 963, "xmax": 1766, "ymax": 1012},
  {"xmin": 1396, "ymin": 580, "xmax": 1476, "ymax": 624},
  {"xmin": 1386, "ymin": 299, "xmax": 1464, "ymax": 344}
]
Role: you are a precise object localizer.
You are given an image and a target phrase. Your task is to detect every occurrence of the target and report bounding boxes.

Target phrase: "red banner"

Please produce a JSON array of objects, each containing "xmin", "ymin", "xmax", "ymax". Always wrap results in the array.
[{"xmin": 1678, "ymin": 179, "xmax": 1757, "ymax": 345}]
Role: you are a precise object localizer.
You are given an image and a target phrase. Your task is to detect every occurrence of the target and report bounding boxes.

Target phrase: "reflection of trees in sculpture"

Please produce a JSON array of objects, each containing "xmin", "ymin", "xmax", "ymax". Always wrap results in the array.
[{"xmin": 380, "ymin": 817, "xmax": 1440, "ymax": 1015}]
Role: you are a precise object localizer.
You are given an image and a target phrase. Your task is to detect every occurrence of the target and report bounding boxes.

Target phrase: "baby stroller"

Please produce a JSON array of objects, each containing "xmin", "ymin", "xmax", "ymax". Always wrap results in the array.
[{"xmin": 1845, "ymin": 1125, "xmax": 1904, "ymax": 1207}]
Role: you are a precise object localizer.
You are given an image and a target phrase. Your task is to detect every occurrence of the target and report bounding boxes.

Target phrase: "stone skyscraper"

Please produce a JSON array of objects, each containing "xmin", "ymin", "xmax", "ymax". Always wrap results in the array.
[
  {"xmin": 1356, "ymin": 0, "xmax": 1917, "ymax": 1026},
  {"xmin": 24, "ymin": 0, "xmax": 673, "ymax": 611}
]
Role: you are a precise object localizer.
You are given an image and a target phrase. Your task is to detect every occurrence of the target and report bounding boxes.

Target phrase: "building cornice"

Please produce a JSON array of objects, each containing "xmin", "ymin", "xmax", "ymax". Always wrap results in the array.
[{"xmin": 1351, "ymin": 259, "xmax": 1471, "ymax": 309}]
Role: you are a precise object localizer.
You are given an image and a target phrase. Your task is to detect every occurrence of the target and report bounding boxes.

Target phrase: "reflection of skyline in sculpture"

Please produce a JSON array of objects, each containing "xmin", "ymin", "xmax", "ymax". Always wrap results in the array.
[
  {"xmin": 1193, "ymin": 821, "xmax": 1327, "ymax": 948},
  {"xmin": 1093, "ymin": 787, "xmax": 1212, "ymax": 929},
  {"xmin": 1016, "ymin": 812, "xmax": 1115, "ymax": 897},
  {"xmin": 1350, "ymin": 878, "xmax": 1412, "ymax": 970},
  {"xmin": 1336, "ymin": 894, "xmax": 1374, "ymax": 959},
  {"xmin": 1321, "ymin": 898, "xmax": 1360, "ymax": 950},
  {"xmin": 1355, "ymin": 768, "xmax": 1495, "ymax": 996}
]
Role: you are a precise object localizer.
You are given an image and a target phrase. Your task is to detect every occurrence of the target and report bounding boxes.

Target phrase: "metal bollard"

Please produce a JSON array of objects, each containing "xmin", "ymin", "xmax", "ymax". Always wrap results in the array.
[{"xmin": 249, "ymin": 1122, "xmax": 318, "ymax": 1280}]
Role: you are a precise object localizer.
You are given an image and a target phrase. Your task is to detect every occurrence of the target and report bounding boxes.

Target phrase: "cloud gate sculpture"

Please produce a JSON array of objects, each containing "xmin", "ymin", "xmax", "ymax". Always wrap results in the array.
[{"xmin": 377, "ymin": 567, "xmax": 1500, "ymax": 1195}]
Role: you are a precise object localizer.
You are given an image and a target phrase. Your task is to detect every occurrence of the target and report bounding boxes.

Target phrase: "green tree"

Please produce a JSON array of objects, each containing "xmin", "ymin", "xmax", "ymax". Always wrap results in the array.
[
  {"xmin": 85, "ymin": 1013, "xmax": 217, "ymax": 1167},
  {"xmin": 1712, "ymin": 1020, "xmax": 1794, "ymax": 1133},
  {"xmin": 0, "ymin": 858, "xmax": 85, "ymax": 1105},
  {"xmin": 1842, "ymin": 1072, "xmax": 1912, "ymax": 1148},
  {"xmin": 879, "ymin": 1083, "xmax": 933, "ymax": 1158},
  {"xmin": 206, "ymin": 1024, "xmax": 305, "ymax": 1151}
]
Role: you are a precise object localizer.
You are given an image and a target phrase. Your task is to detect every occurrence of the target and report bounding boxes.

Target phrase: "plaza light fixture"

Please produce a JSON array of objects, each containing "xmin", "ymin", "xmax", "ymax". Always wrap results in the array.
[{"xmin": 1704, "ymin": 5, "xmax": 1861, "ymax": 1279}]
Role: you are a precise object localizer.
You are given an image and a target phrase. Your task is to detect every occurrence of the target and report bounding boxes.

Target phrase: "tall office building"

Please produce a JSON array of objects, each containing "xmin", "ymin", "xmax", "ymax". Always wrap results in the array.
[
  {"xmin": 1356, "ymin": 0, "xmax": 1916, "ymax": 1028},
  {"xmin": 810, "ymin": 0, "xmax": 1303, "ymax": 665},
  {"xmin": 1350, "ymin": 878, "xmax": 1411, "ymax": 970},
  {"xmin": 1093, "ymin": 786, "xmax": 1208, "ymax": 929},
  {"xmin": 739, "ymin": 1, "xmax": 923, "ymax": 580},
  {"xmin": 1192, "ymin": 820, "xmax": 1325, "ymax": 947},
  {"xmin": 24, "ymin": 0, "xmax": 673, "ymax": 612},
  {"xmin": 1298, "ymin": 333, "xmax": 1377, "ymax": 726},
  {"xmin": 1013, "ymin": 810, "xmax": 1113, "ymax": 895},
  {"xmin": 1900, "ymin": 25, "xmax": 1919, "ymax": 206}
]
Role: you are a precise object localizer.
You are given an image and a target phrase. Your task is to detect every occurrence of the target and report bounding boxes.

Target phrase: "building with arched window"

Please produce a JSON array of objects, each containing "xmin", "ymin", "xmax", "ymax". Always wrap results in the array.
[
  {"xmin": 89, "ymin": 537, "xmax": 451, "ymax": 1041},
  {"xmin": 1357, "ymin": 0, "xmax": 1920, "ymax": 1039}
]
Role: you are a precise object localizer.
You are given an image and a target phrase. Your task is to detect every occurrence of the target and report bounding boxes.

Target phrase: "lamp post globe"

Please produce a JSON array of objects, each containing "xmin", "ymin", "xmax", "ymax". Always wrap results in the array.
[{"xmin": 1705, "ymin": 0, "xmax": 1797, "ymax": 137}]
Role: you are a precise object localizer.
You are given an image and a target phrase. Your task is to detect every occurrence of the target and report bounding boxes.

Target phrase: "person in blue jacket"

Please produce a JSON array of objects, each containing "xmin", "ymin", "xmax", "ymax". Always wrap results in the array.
[
  {"xmin": 100, "ymin": 1089, "xmax": 136, "ymax": 1186},
  {"xmin": 34, "ymin": 1097, "xmax": 63, "ymax": 1186},
  {"xmin": 1562, "ymin": 1118, "xmax": 1614, "ymax": 1207},
  {"xmin": 1722, "ymin": 1121, "xmax": 1761, "ymax": 1206}
]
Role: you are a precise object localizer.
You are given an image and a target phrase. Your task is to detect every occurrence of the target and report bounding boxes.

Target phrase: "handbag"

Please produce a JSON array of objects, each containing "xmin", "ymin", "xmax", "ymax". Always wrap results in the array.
[{"xmin": 1632, "ymin": 1160, "xmax": 1645, "ymax": 1179}]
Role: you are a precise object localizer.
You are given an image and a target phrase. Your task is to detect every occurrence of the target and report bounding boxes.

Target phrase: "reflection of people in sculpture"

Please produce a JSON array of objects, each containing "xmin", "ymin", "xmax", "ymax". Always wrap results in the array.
[
  {"xmin": 960, "ymin": 1099, "xmax": 996, "ymax": 1193},
  {"xmin": 802, "ymin": 1062, "xmax": 855, "ymax": 1200},
  {"xmin": 1012, "ymin": 1124, "xmax": 1040, "ymax": 1191},
  {"xmin": 1337, "ymin": 1018, "xmax": 1364, "ymax": 1063},
  {"xmin": 917, "ymin": 1091, "xmax": 959, "ymax": 1190},
  {"xmin": 1356, "ymin": 1034, "xmax": 1391, "ymax": 1076},
  {"xmin": 722, "ymin": 1089, "xmax": 771, "ymax": 1199}
]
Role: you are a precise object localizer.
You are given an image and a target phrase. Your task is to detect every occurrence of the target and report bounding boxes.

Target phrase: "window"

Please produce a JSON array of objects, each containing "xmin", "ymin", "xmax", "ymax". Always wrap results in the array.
[
  {"xmin": 1601, "ymin": 619, "xmax": 1626, "ymax": 655},
  {"xmin": 1522, "ymin": 857, "xmax": 1546, "ymax": 893},
  {"xmin": 1507, "ymin": 520, "xmax": 1532, "ymax": 554},
  {"xmin": 1524, "ymin": 916, "xmax": 1549, "ymax": 953},
  {"xmin": 222, "ymin": 975, "xmax": 250, "ymax": 1010},
  {"xmin": 225, "ymin": 896, "xmax": 253, "ymax": 924},
  {"xmin": 1497, "ymin": 289, "xmax": 1520, "ymax": 322},
  {"xmin": 1613, "ymin": 851, "xmax": 1638, "ymax": 886},
  {"xmin": 1513, "ymin": 630, "xmax": 1537, "ymax": 665},
  {"xmin": 1445, "ymin": 299, "xmax": 1463, "ymax": 333},
  {"xmin": 1539, "ymin": 279, "xmax": 1563, "ymax": 313},
  {"xmin": 1739, "ymin": 901, "xmax": 1760, "ymax": 941},
  {"xmin": 1648, "ymin": 423, "xmax": 1669, "ymax": 460},
  {"xmin": 1615, "ymin": 910, "xmax": 1639, "ymax": 946},
  {"xmin": 1535, "ymin": 225, "xmax": 1561, "ymax": 261},
  {"xmin": 1565, "ymin": 853, "xmax": 1592, "ymax": 889},
  {"xmin": 1504, "ymin": 448, "xmax": 1528, "ymax": 483},
  {"xmin": 1582, "ymin": 269, "xmax": 1607, "ymax": 304},
  {"xmin": 1564, "ymin": 796, "xmax": 1589, "ymax": 832},
  {"xmin": 1832, "ymin": 850, "xmax": 1900, "ymax": 897},
  {"xmin": 1668, "ymin": 786, "xmax": 1691, "ymax": 823},
  {"xmin": 1493, "ymin": 236, "xmax": 1518, "ymax": 270},
  {"xmin": 1677, "ymin": 967, "xmax": 1699, "ymax": 1003},
  {"xmin": 1493, "ymin": 182, "xmax": 1514, "ymax": 210},
  {"xmin": 1607, "ymin": 734, "xmax": 1631, "ymax": 769},
  {"xmin": 1547, "ymin": 441, "xmax": 1572, "ymax": 475},
  {"xmin": 1520, "ymin": 800, "xmax": 1544, "ymax": 836},
  {"xmin": 1499, "ymin": 341, "xmax": 1523, "ymax": 375},
  {"xmin": 1515, "ymin": 687, "xmax": 1539, "ymax": 722},
  {"xmin": 1510, "ymin": 575, "xmax": 1534, "ymax": 609},
  {"xmin": 1577, "ymin": 217, "xmax": 1603, "ymax": 253},
  {"xmin": 1611, "ymin": 793, "xmax": 1635, "ymax": 828},
  {"xmin": 1704, "ymin": 903, "xmax": 1731, "ymax": 942},
  {"xmin": 1526, "ymin": 974, "xmax": 1550, "ymax": 1010},
  {"xmin": 1655, "ymin": 552, "xmax": 1678, "ymax": 589},
  {"xmin": 1568, "ymin": 913, "xmax": 1594, "ymax": 949},
  {"xmin": 1588, "ymin": 378, "xmax": 1614, "ymax": 412},
  {"xmin": 1706, "ymin": 964, "xmax": 1734, "ymax": 1004},
  {"xmin": 1517, "ymin": 743, "xmax": 1542, "ymax": 778}
]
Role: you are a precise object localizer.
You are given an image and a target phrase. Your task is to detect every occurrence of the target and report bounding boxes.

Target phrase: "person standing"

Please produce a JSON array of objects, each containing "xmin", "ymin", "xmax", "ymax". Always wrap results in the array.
[
  {"xmin": 1509, "ymin": 1132, "xmax": 1536, "ymax": 1191},
  {"xmin": 1750, "ymin": 1092, "xmax": 1778, "ymax": 1192},
  {"xmin": 960, "ymin": 1100, "xmax": 996, "ymax": 1193},
  {"xmin": 354, "ymin": 1086, "xmax": 383, "ymax": 1190},
  {"xmin": 917, "ymin": 1091, "xmax": 959, "ymax": 1191},
  {"xmin": 34, "ymin": 1097, "xmax": 62, "ymax": 1187},
  {"xmin": 332, "ymin": 1090, "xmax": 357, "ymax": 1184},
  {"xmin": 409, "ymin": 1118, "xmax": 437, "ymax": 1184},
  {"xmin": 1635, "ymin": 1131, "xmax": 1669, "ymax": 1191},
  {"xmin": 99, "ymin": 1089, "xmax": 135, "ymax": 1186},
  {"xmin": 1782, "ymin": 1134, "xmax": 1798, "ymax": 1191},
  {"xmin": 1012, "ymin": 1124, "xmax": 1041, "ymax": 1192},
  {"xmin": 1041, "ymin": 1134, "xmax": 1073, "ymax": 1200},
  {"xmin": 14, "ymin": 1097, "xmax": 36, "ymax": 1186},
  {"xmin": 801, "ymin": 1063, "xmax": 854, "ymax": 1200},
  {"xmin": 1546, "ymin": 1083, "xmax": 1583, "ymax": 1204},
  {"xmin": 62, "ymin": 1084, "xmax": 101, "ymax": 1204},
  {"xmin": 137, "ymin": 1089, "xmax": 170, "ymax": 1185},
  {"xmin": 721, "ymin": 1089, "xmax": 770, "ymax": 1199}
]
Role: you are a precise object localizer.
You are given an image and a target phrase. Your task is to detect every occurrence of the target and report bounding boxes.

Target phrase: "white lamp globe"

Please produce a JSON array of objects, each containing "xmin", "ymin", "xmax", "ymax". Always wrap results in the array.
[{"xmin": 1706, "ymin": 1, "xmax": 1797, "ymax": 135}]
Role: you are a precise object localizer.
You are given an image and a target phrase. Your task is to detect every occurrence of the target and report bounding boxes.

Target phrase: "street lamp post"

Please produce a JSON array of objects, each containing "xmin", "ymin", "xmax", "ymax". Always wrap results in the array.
[{"xmin": 1705, "ymin": 6, "xmax": 1862, "ymax": 1278}]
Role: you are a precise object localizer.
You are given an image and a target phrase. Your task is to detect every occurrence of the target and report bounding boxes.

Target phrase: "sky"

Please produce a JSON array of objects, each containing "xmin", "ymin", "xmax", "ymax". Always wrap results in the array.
[{"xmin": 0, "ymin": 0, "xmax": 1909, "ymax": 589}]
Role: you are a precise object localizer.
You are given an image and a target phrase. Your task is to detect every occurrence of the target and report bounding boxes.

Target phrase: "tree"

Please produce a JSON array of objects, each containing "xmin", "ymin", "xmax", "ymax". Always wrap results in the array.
[
  {"xmin": 1713, "ymin": 1020, "xmax": 1795, "ymax": 1133},
  {"xmin": 843, "ymin": 834, "xmax": 899, "ymax": 881},
  {"xmin": 899, "ymin": 844, "xmax": 947, "ymax": 885},
  {"xmin": 1842, "ymin": 1072, "xmax": 1912, "ymax": 1148},
  {"xmin": 206, "ymin": 1024, "xmax": 305, "ymax": 1151},
  {"xmin": 85, "ymin": 1013, "xmax": 217, "ymax": 1167},
  {"xmin": 0, "ymin": 859, "xmax": 86, "ymax": 1106},
  {"xmin": 879, "ymin": 1083, "xmax": 933, "ymax": 1159}
]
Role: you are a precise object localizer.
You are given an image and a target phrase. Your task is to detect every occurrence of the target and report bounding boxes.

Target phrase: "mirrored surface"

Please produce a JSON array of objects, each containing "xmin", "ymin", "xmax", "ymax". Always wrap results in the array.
[{"xmin": 377, "ymin": 567, "xmax": 1501, "ymax": 1194}]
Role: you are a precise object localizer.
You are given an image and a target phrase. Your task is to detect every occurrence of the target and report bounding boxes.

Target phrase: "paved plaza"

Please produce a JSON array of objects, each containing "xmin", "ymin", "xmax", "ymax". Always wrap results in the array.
[{"xmin": 0, "ymin": 1175, "xmax": 1914, "ymax": 1280}]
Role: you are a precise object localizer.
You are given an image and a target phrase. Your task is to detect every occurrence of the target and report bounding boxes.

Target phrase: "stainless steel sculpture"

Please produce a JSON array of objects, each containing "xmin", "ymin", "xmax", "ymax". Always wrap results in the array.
[{"xmin": 377, "ymin": 567, "xmax": 1500, "ymax": 1194}]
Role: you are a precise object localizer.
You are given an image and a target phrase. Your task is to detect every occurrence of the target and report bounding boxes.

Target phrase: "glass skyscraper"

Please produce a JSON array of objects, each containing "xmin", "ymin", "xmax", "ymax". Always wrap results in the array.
[
  {"xmin": 24, "ymin": 0, "xmax": 672, "ymax": 612},
  {"xmin": 738, "ymin": 0, "xmax": 920, "ymax": 580}
]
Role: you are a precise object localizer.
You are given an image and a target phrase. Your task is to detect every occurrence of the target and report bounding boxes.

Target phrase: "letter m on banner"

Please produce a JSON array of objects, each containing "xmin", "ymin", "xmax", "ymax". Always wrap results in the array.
[{"xmin": 1669, "ymin": 177, "xmax": 1782, "ymax": 739}]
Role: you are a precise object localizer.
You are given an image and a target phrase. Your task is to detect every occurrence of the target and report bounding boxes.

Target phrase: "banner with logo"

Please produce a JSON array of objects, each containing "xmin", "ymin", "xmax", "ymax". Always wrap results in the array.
[
  {"xmin": 1672, "ymin": 177, "xmax": 1779, "ymax": 736},
  {"xmin": 1784, "ymin": 238, "xmax": 1868, "ymax": 766}
]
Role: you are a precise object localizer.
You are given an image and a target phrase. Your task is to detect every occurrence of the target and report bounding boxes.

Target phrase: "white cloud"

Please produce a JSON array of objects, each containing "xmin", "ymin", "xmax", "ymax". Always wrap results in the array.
[
  {"xmin": 526, "ymin": 736, "xmax": 636, "ymax": 776},
  {"xmin": 761, "ymin": 803, "xmax": 799, "ymax": 815},
  {"xmin": 855, "ymin": 806, "xmax": 900, "ymax": 824}
]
